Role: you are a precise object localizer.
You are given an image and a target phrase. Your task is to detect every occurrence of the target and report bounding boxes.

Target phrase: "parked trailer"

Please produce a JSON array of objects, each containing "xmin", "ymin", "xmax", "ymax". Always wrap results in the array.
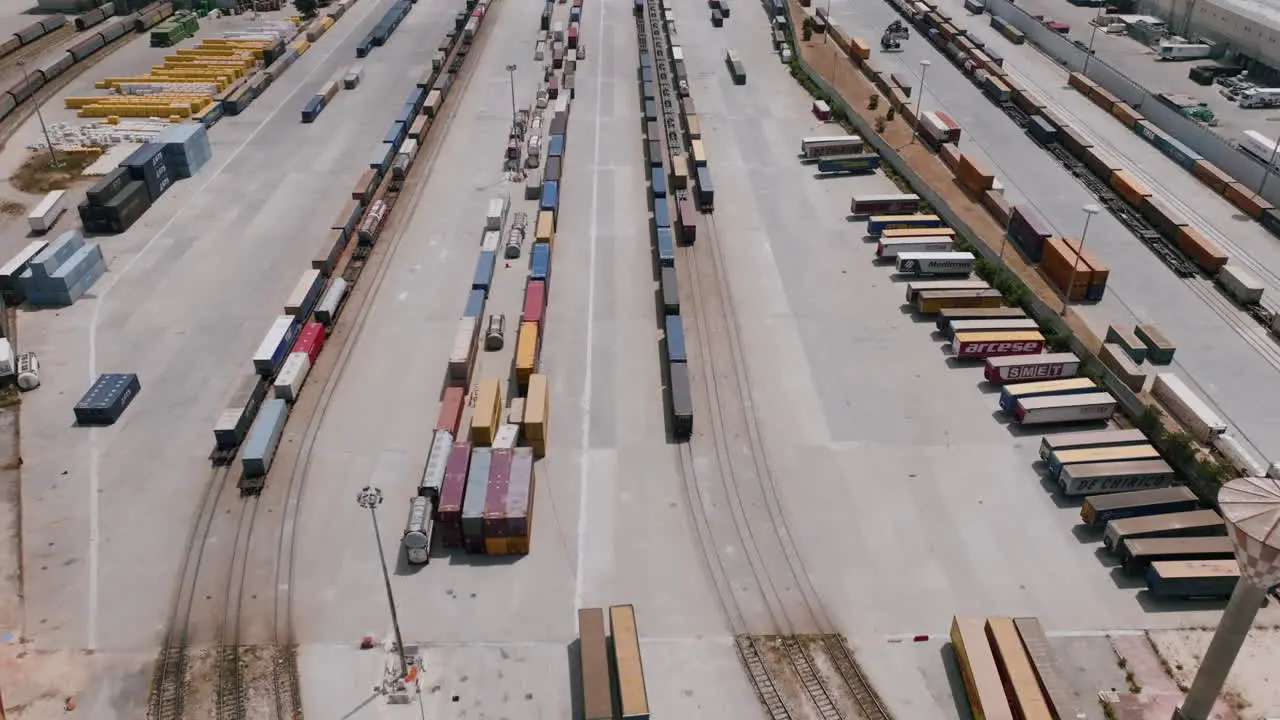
[
  {"xmin": 1119, "ymin": 536, "xmax": 1235, "ymax": 574},
  {"xmin": 1014, "ymin": 392, "xmax": 1116, "ymax": 425},
  {"xmin": 801, "ymin": 134, "xmax": 865, "ymax": 158},
  {"xmin": 1103, "ymin": 509, "xmax": 1226, "ymax": 552},
  {"xmin": 1080, "ymin": 486, "xmax": 1200, "ymax": 528},
  {"xmin": 905, "ymin": 279, "xmax": 989, "ymax": 303},
  {"xmin": 999, "ymin": 377, "xmax": 1099, "ymax": 414},
  {"xmin": 896, "ymin": 251, "xmax": 975, "ymax": 276},
  {"xmin": 876, "ymin": 235, "xmax": 954, "ymax": 258},
  {"xmin": 1048, "ymin": 443, "xmax": 1164, "ymax": 481},
  {"xmin": 851, "ymin": 192, "xmax": 920, "ymax": 215},
  {"xmin": 1059, "ymin": 459, "xmax": 1176, "ymax": 497},
  {"xmin": 952, "ymin": 330, "xmax": 1046, "ymax": 360},
  {"xmin": 914, "ymin": 289, "xmax": 1004, "ymax": 314},
  {"xmin": 1151, "ymin": 373, "xmax": 1227, "ymax": 442},
  {"xmin": 943, "ymin": 317, "xmax": 1038, "ymax": 339},
  {"xmin": 1040, "ymin": 428, "xmax": 1149, "ymax": 462},
  {"xmin": 1145, "ymin": 559, "xmax": 1239, "ymax": 599},
  {"xmin": 950, "ymin": 615, "xmax": 1015, "ymax": 720},
  {"xmin": 936, "ymin": 307, "xmax": 1027, "ymax": 332},
  {"xmin": 985, "ymin": 353, "xmax": 1081, "ymax": 384},
  {"xmin": 867, "ymin": 213, "xmax": 944, "ymax": 236},
  {"xmin": 252, "ymin": 316, "xmax": 301, "ymax": 378}
]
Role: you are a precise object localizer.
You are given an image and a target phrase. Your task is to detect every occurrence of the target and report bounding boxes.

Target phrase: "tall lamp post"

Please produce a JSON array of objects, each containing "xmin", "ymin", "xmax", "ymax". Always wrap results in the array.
[
  {"xmin": 1174, "ymin": 476, "xmax": 1280, "ymax": 720},
  {"xmin": 357, "ymin": 486, "xmax": 409, "ymax": 680},
  {"xmin": 1256, "ymin": 135, "xmax": 1280, "ymax": 197},
  {"xmin": 1061, "ymin": 204, "xmax": 1100, "ymax": 315},
  {"xmin": 910, "ymin": 60, "xmax": 930, "ymax": 144},
  {"xmin": 1082, "ymin": 6, "xmax": 1103, "ymax": 74},
  {"xmin": 18, "ymin": 60, "xmax": 59, "ymax": 169},
  {"xmin": 505, "ymin": 63, "xmax": 518, "ymax": 124}
]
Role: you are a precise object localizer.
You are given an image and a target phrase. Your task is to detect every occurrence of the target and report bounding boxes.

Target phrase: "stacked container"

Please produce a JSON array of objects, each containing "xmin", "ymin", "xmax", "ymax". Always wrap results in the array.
[
  {"xmin": 1042, "ymin": 237, "xmax": 1094, "ymax": 301},
  {"xmin": 155, "ymin": 123, "xmax": 212, "ymax": 179},
  {"xmin": 484, "ymin": 447, "xmax": 535, "ymax": 555},
  {"xmin": 955, "ymin": 153, "xmax": 994, "ymax": 195},
  {"xmin": 460, "ymin": 447, "xmax": 492, "ymax": 553},
  {"xmin": 18, "ymin": 229, "xmax": 107, "ymax": 307},
  {"xmin": 77, "ymin": 166, "xmax": 153, "ymax": 234},
  {"xmin": 1007, "ymin": 205, "xmax": 1052, "ymax": 262}
]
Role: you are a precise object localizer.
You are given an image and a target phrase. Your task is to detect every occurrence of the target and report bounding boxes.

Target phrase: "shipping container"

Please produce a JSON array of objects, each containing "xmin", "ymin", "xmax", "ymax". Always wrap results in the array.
[
  {"xmin": 580, "ymin": 608, "xmax": 613, "ymax": 720},
  {"xmin": 1134, "ymin": 323, "xmax": 1176, "ymax": 364},
  {"xmin": 523, "ymin": 373, "xmax": 549, "ymax": 441},
  {"xmin": 1191, "ymin": 160, "xmax": 1232, "ymax": 193},
  {"xmin": 1008, "ymin": 205, "xmax": 1053, "ymax": 262},
  {"xmin": 1103, "ymin": 325, "xmax": 1147, "ymax": 364},
  {"xmin": 74, "ymin": 372, "xmax": 141, "ymax": 426},
  {"xmin": 1139, "ymin": 196, "xmax": 1189, "ymax": 240},
  {"xmin": 998, "ymin": 377, "xmax": 1098, "ymax": 415},
  {"xmin": 1099, "ymin": 343, "xmax": 1148, "ymax": 393},
  {"xmin": 1061, "ymin": 459, "xmax": 1175, "ymax": 498},
  {"xmin": 850, "ymin": 193, "xmax": 921, "ymax": 215},
  {"xmin": 904, "ymin": 279, "xmax": 990, "ymax": 303},
  {"xmin": 669, "ymin": 361, "xmax": 693, "ymax": 438},
  {"xmin": 448, "ymin": 315, "xmax": 480, "ymax": 384},
  {"xmin": 1080, "ymin": 486, "xmax": 1199, "ymax": 528},
  {"xmin": 515, "ymin": 321, "xmax": 539, "ymax": 381},
  {"xmin": 530, "ymin": 243, "xmax": 551, "ymax": 282},
  {"xmin": 982, "ymin": 190, "xmax": 1013, "ymax": 226},
  {"xmin": 418, "ymin": 429, "xmax": 453, "ymax": 501},
  {"xmin": 985, "ymin": 617, "xmax": 1051, "ymax": 720},
  {"xmin": 936, "ymin": 307, "xmax": 1027, "ymax": 332},
  {"xmin": 1215, "ymin": 264, "xmax": 1264, "ymax": 305},
  {"xmin": 610, "ymin": 604, "xmax": 651, "ymax": 720},
  {"xmin": 291, "ymin": 321, "xmax": 326, "ymax": 365},
  {"xmin": 284, "ymin": 269, "xmax": 324, "ymax": 317},
  {"xmin": 437, "ymin": 386, "xmax": 466, "ymax": 435},
  {"xmin": 984, "ymin": 351, "xmax": 1083, "ymax": 385},
  {"xmin": 213, "ymin": 375, "xmax": 268, "ymax": 451},
  {"xmin": 876, "ymin": 236, "xmax": 954, "ymax": 258},
  {"xmin": 1111, "ymin": 102, "xmax": 1143, "ymax": 128},
  {"xmin": 867, "ymin": 213, "xmax": 943, "ymax": 236},
  {"xmin": 472, "ymin": 250, "xmax": 497, "ymax": 295},
  {"xmin": 1224, "ymin": 183, "xmax": 1273, "ymax": 219},
  {"xmin": 273, "ymin": 351, "xmax": 311, "ymax": 403},
  {"xmin": 1151, "ymin": 373, "xmax": 1227, "ymax": 442},
  {"xmin": 252, "ymin": 315, "xmax": 301, "ymax": 377},
  {"xmin": 461, "ymin": 447, "xmax": 492, "ymax": 552},
  {"xmin": 1103, "ymin": 509, "xmax": 1225, "ymax": 552},
  {"xmin": 482, "ymin": 448, "xmax": 514, "ymax": 539},
  {"xmin": 1026, "ymin": 115, "xmax": 1058, "ymax": 145},
  {"xmin": 1014, "ymin": 392, "xmax": 1116, "ymax": 425},
  {"xmin": 956, "ymin": 154, "xmax": 995, "ymax": 194},
  {"xmin": 314, "ymin": 277, "xmax": 348, "ymax": 326},
  {"xmin": 241, "ymin": 397, "xmax": 288, "ymax": 477},
  {"xmin": 950, "ymin": 615, "xmax": 1015, "ymax": 720},
  {"xmin": 522, "ymin": 279, "xmax": 546, "ymax": 325}
]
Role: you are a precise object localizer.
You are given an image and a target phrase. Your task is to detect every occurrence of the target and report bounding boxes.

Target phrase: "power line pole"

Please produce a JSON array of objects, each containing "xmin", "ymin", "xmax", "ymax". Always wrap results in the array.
[{"xmin": 357, "ymin": 486, "xmax": 408, "ymax": 680}]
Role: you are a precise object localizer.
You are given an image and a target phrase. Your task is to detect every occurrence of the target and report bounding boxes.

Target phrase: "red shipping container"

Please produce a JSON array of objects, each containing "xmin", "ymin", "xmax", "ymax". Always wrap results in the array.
[
  {"xmin": 436, "ymin": 386, "xmax": 465, "ymax": 435},
  {"xmin": 483, "ymin": 449, "xmax": 514, "ymax": 536},
  {"xmin": 567, "ymin": 25, "xmax": 579, "ymax": 49},
  {"xmin": 291, "ymin": 321, "xmax": 326, "ymax": 365},
  {"xmin": 436, "ymin": 442, "xmax": 473, "ymax": 547},
  {"xmin": 678, "ymin": 199, "xmax": 697, "ymax": 244},
  {"xmin": 523, "ymin": 279, "xmax": 546, "ymax": 325}
]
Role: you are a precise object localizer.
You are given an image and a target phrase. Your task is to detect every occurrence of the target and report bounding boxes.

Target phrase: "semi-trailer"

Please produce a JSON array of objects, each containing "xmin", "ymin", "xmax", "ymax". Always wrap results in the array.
[
  {"xmin": 999, "ymin": 377, "xmax": 1098, "ymax": 415},
  {"xmin": 876, "ymin": 235, "xmax": 955, "ymax": 258},
  {"xmin": 1079, "ymin": 486, "xmax": 1199, "ymax": 527},
  {"xmin": 936, "ymin": 306, "xmax": 1027, "ymax": 331},
  {"xmin": 914, "ymin": 289, "xmax": 1005, "ymax": 314},
  {"xmin": 952, "ymin": 330, "xmax": 1046, "ymax": 360},
  {"xmin": 1102, "ymin": 509, "xmax": 1226, "ymax": 552},
  {"xmin": 1151, "ymin": 373, "xmax": 1227, "ymax": 442},
  {"xmin": 1014, "ymin": 392, "xmax": 1116, "ymax": 425},
  {"xmin": 896, "ymin": 251, "xmax": 976, "ymax": 276},
  {"xmin": 1058, "ymin": 459, "xmax": 1175, "ymax": 496},
  {"xmin": 252, "ymin": 316, "xmax": 301, "ymax": 378},
  {"xmin": 1118, "ymin": 536, "xmax": 1235, "ymax": 574},
  {"xmin": 1145, "ymin": 559, "xmax": 1239, "ymax": 599},
  {"xmin": 905, "ymin": 279, "xmax": 990, "ymax": 304},
  {"xmin": 984, "ymin": 353, "xmax": 1081, "ymax": 384},
  {"xmin": 867, "ymin": 213, "xmax": 943, "ymax": 236},
  {"xmin": 1040, "ymin": 428, "xmax": 1149, "ymax": 461},
  {"xmin": 943, "ymin": 318, "xmax": 1038, "ymax": 338}
]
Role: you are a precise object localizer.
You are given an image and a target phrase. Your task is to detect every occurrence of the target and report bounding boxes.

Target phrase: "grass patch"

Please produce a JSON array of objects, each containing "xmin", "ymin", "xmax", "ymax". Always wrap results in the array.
[
  {"xmin": 0, "ymin": 385, "xmax": 21, "ymax": 409},
  {"xmin": 0, "ymin": 199, "xmax": 25, "ymax": 217},
  {"xmin": 10, "ymin": 151, "xmax": 98, "ymax": 195}
]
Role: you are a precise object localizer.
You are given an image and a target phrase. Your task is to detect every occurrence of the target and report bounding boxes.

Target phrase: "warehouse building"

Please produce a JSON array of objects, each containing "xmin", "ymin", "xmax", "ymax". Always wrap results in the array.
[{"xmin": 1137, "ymin": 0, "xmax": 1280, "ymax": 79}]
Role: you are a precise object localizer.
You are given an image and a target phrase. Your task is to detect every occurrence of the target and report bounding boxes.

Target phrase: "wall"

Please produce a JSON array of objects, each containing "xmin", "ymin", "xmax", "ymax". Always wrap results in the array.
[{"xmin": 982, "ymin": 0, "xmax": 1280, "ymax": 206}]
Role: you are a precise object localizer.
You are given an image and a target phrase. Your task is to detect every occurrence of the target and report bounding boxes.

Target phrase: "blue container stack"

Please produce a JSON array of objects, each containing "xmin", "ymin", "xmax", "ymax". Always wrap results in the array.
[
  {"xmin": 19, "ymin": 229, "xmax": 107, "ymax": 307},
  {"xmin": 155, "ymin": 123, "xmax": 213, "ymax": 179}
]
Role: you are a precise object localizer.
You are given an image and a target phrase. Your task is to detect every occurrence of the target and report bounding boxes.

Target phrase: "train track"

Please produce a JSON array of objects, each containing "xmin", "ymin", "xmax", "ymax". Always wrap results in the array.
[
  {"xmin": 0, "ymin": 24, "xmax": 74, "ymax": 81},
  {"xmin": 147, "ymin": 7, "xmax": 494, "ymax": 717}
]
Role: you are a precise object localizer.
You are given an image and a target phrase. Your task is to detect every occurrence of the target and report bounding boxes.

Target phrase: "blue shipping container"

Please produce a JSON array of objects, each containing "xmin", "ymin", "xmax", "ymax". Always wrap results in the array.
[
  {"xmin": 242, "ymin": 398, "xmax": 289, "ymax": 477},
  {"xmin": 1027, "ymin": 115, "xmax": 1058, "ymax": 145},
  {"xmin": 472, "ymin": 251, "xmax": 497, "ymax": 294},
  {"xmin": 1003, "ymin": 385, "xmax": 1099, "ymax": 418},
  {"xmin": 639, "ymin": 52, "xmax": 651, "ymax": 68},
  {"xmin": 301, "ymin": 95, "xmax": 324, "ymax": 123},
  {"xmin": 540, "ymin": 181, "xmax": 560, "ymax": 212},
  {"xmin": 395, "ymin": 103, "xmax": 415, "ymax": 125},
  {"xmin": 530, "ymin": 243, "xmax": 551, "ymax": 281},
  {"xmin": 253, "ymin": 315, "xmax": 302, "ymax": 377},
  {"xmin": 654, "ymin": 201, "xmax": 671, "ymax": 229},
  {"xmin": 644, "ymin": 100, "xmax": 657, "ymax": 120},
  {"xmin": 641, "ymin": 66, "xmax": 653, "ymax": 84},
  {"xmin": 656, "ymin": 227, "xmax": 675, "ymax": 267},
  {"xmin": 651, "ymin": 167, "xmax": 667, "ymax": 197},
  {"xmin": 463, "ymin": 288, "xmax": 486, "ymax": 317},
  {"xmin": 548, "ymin": 135, "xmax": 565, "ymax": 157},
  {"xmin": 384, "ymin": 121, "xmax": 406, "ymax": 148},
  {"xmin": 1158, "ymin": 136, "xmax": 1202, "ymax": 171},
  {"xmin": 407, "ymin": 86, "xmax": 426, "ymax": 111},
  {"xmin": 643, "ymin": 81, "xmax": 656, "ymax": 100},
  {"xmin": 369, "ymin": 142, "xmax": 395, "ymax": 170},
  {"xmin": 665, "ymin": 315, "xmax": 688, "ymax": 363}
]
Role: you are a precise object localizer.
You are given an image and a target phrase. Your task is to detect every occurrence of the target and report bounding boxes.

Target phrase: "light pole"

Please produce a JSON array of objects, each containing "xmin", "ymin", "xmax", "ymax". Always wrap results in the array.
[
  {"xmin": 357, "ymin": 486, "xmax": 409, "ymax": 680},
  {"xmin": 1257, "ymin": 135, "xmax": 1280, "ymax": 197},
  {"xmin": 19, "ymin": 60, "xmax": 59, "ymax": 169},
  {"xmin": 1082, "ymin": 6, "xmax": 1103, "ymax": 74},
  {"xmin": 1061, "ymin": 204, "xmax": 1100, "ymax": 315},
  {"xmin": 505, "ymin": 63, "xmax": 518, "ymax": 124},
  {"xmin": 1172, "ymin": 476, "xmax": 1280, "ymax": 720},
  {"xmin": 910, "ymin": 60, "xmax": 930, "ymax": 144}
]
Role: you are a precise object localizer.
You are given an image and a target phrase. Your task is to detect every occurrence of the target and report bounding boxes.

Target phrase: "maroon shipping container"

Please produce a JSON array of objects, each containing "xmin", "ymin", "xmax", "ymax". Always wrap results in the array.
[
  {"xmin": 522, "ymin": 280, "xmax": 546, "ymax": 326},
  {"xmin": 506, "ymin": 448, "xmax": 535, "ymax": 537},
  {"xmin": 483, "ymin": 449, "xmax": 514, "ymax": 537},
  {"xmin": 435, "ymin": 442, "xmax": 473, "ymax": 548},
  {"xmin": 291, "ymin": 321, "xmax": 326, "ymax": 365},
  {"xmin": 567, "ymin": 24, "xmax": 579, "ymax": 49},
  {"xmin": 678, "ymin": 199, "xmax": 697, "ymax": 244},
  {"xmin": 436, "ymin": 386, "xmax": 465, "ymax": 435},
  {"xmin": 1008, "ymin": 205, "xmax": 1053, "ymax": 262}
]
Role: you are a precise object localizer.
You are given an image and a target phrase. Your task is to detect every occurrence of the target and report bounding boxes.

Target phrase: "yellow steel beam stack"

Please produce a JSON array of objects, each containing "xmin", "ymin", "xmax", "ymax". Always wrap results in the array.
[{"xmin": 75, "ymin": 95, "xmax": 212, "ymax": 118}]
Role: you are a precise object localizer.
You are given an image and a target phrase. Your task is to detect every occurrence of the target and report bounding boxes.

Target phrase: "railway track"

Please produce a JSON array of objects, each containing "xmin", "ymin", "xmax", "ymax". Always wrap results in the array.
[
  {"xmin": 0, "ymin": 24, "xmax": 74, "ymax": 81},
  {"xmin": 147, "ymin": 7, "xmax": 494, "ymax": 717}
]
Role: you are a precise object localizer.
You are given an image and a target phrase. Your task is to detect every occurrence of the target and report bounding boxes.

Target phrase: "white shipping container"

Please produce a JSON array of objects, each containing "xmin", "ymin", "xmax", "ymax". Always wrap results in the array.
[
  {"xmin": 400, "ymin": 138, "xmax": 419, "ymax": 162},
  {"xmin": 1152, "ymin": 373, "xmax": 1228, "ymax": 442},
  {"xmin": 1241, "ymin": 130, "xmax": 1280, "ymax": 166},
  {"xmin": 486, "ymin": 196, "xmax": 508, "ymax": 231},
  {"xmin": 534, "ymin": 40, "xmax": 546, "ymax": 61},
  {"xmin": 920, "ymin": 111, "xmax": 948, "ymax": 143},
  {"xmin": 1212, "ymin": 433, "xmax": 1266, "ymax": 477},
  {"xmin": 876, "ymin": 236, "xmax": 954, "ymax": 258},
  {"xmin": 554, "ymin": 95, "xmax": 570, "ymax": 114},
  {"xmin": 1060, "ymin": 460, "xmax": 1175, "ymax": 496},
  {"xmin": 252, "ymin": 316, "xmax": 297, "ymax": 374},
  {"xmin": 895, "ymin": 251, "xmax": 975, "ymax": 276},
  {"xmin": 493, "ymin": 423, "xmax": 519, "ymax": 449},
  {"xmin": 1215, "ymin": 265, "xmax": 1264, "ymax": 305},
  {"xmin": 27, "ymin": 190, "xmax": 67, "ymax": 234},
  {"xmin": 448, "ymin": 315, "xmax": 479, "ymax": 380},
  {"xmin": 481, "ymin": 230, "xmax": 501, "ymax": 252},
  {"xmin": 273, "ymin": 351, "xmax": 311, "ymax": 403},
  {"xmin": 1015, "ymin": 392, "xmax": 1117, "ymax": 425},
  {"xmin": 314, "ymin": 277, "xmax": 348, "ymax": 325},
  {"xmin": 946, "ymin": 318, "xmax": 1039, "ymax": 336},
  {"xmin": 553, "ymin": 21, "xmax": 564, "ymax": 41},
  {"xmin": 671, "ymin": 45, "xmax": 684, "ymax": 61}
]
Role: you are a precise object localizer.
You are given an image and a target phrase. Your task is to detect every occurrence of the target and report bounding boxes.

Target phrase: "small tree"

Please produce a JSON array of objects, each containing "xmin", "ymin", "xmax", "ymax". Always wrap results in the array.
[
  {"xmin": 874, "ymin": 114, "xmax": 887, "ymax": 133},
  {"xmin": 868, "ymin": 93, "xmax": 879, "ymax": 110},
  {"xmin": 294, "ymin": 0, "xmax": 318, "ymax": 18}
]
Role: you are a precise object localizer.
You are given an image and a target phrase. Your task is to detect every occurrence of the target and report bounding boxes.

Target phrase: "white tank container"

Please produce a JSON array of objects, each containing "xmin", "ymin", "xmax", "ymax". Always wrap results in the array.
[
  {"xmin": 14, "ymin": 351, "xmax": 38, "ymax": 390},
  {"xmin": 273, "ymin": 352, "xmax": 311, "ymax": 403}
]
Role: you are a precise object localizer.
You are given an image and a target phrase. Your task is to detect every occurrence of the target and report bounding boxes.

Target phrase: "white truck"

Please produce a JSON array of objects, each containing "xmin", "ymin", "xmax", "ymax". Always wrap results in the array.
[
  {"xmin": 27, "ymin": 190, "xmax": 67, "ymax": 234},
  {"xmin": 1238, "ymin": 87, "xmax": 1280, "ymax": 108},
  {"xmin": 1157, "ymin": 43, "xmax": 1211, "ymax": 61}
]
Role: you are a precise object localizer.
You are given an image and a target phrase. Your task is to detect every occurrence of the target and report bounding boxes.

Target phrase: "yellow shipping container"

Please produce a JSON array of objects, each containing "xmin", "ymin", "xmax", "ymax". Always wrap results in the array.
[
  {"xmin": 515, "ymin": 322, "xmax": 539, "ymax": 381},
  {"xmin": 523, "ymin": 374, "xmax": 548, "ymax": 440},
  {"xmin": 685, "ymin": 114, "xmax": 701, "ymax": 139},
  {"xmin": 470, "ymin": 377, "xmax": 503, "ymax": 446},
  {"xmin": 691, "ymin": 138, "xmax": 707, "ymax": 165},
  {"xmin": 536, "ymin": 210, "xmax": 555, "ymax": 244}
]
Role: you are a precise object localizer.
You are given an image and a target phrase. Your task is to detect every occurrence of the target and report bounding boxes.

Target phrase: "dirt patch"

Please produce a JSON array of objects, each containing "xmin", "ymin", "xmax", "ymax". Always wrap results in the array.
[
  {"xmin": 9, "ymin": 151, "xmax": 100, "ymax": 195},
  {"xmin": 1147, "ymin": 627, "xmax": 1280, "ymax": 719}
]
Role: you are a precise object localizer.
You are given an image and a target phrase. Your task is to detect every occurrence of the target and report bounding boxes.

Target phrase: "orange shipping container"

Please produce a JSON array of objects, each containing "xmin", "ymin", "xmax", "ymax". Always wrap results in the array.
[
  {"xmin": 1088, "ymin": 85, "xmax": 1119, "ymax": 110},
  {"xmin": 850, "ymin": 36, "xmax": 871, "ymax": 60},
  {"xmin": 1110, "ymin": 169, "xmax": 1152, "ymax": 208},
  {"xmin": 939, "ymin": 142, "xmax": 961, "ymax": 169},
  {"xmin": 1067, "ymin": 72, "xmax": 1095, "ymax": 93},
  {"xmin": 1043, "ymin": 237, "xmax": 1093, "ymax": 300},
  {"xmin": 515, "ymin": 321, "xmax": 540, "ymax": 382},
  {"xmin": 957, "ymin": 153, "xmax": 995, "ymax": 193},
  {"xmin": 1174, "ymin": 226, "xmax": 1229, "ymax": 273},
  {"xmin": 1110, "ymin": 102, "xmax": 1143, "ymax": 128},
  {"xmin": 1191, "ymin": 160, "xmax": 1232, "ymax": 193},
  {"xmin": 1223, "ymin": 182, "xmax": 1273, "ymax": 219}
]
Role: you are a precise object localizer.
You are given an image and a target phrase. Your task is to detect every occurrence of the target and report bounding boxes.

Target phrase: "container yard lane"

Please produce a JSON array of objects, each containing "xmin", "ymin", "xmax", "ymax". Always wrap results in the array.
[
  {"xmin": 8, "ymin": 0, "xmax": 456, "ymax": 710},
  {"xmin": 823, "ymin": 0, "xmax": 1280, "ymax": 465}
]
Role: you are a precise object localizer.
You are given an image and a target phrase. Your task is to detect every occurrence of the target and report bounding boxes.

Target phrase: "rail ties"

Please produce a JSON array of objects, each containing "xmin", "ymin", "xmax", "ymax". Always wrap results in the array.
[
  {"xmin": 150, "ymin": 646, "xmax": 189, "ymax": 720},
  {"xmin": 737, "ymin": 636, "xmax": 793, "ymax": 720},
  {"xmin": 823, "ymin": 636, "xmax": 892, "ymax": 720},
  {"xmin": 781, "ymin": 637, "xmax": 843, "ymax": 720}
]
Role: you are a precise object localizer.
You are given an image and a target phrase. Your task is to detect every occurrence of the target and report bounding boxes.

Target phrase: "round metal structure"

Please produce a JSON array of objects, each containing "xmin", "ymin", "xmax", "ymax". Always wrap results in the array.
[
  {"xmin": 1220, "ymin": 476, "xmax": 1280, "ymax": 587},
  {"xmin": 357, "ymin": 485, "xmax": 384, "ymax": 510}
]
